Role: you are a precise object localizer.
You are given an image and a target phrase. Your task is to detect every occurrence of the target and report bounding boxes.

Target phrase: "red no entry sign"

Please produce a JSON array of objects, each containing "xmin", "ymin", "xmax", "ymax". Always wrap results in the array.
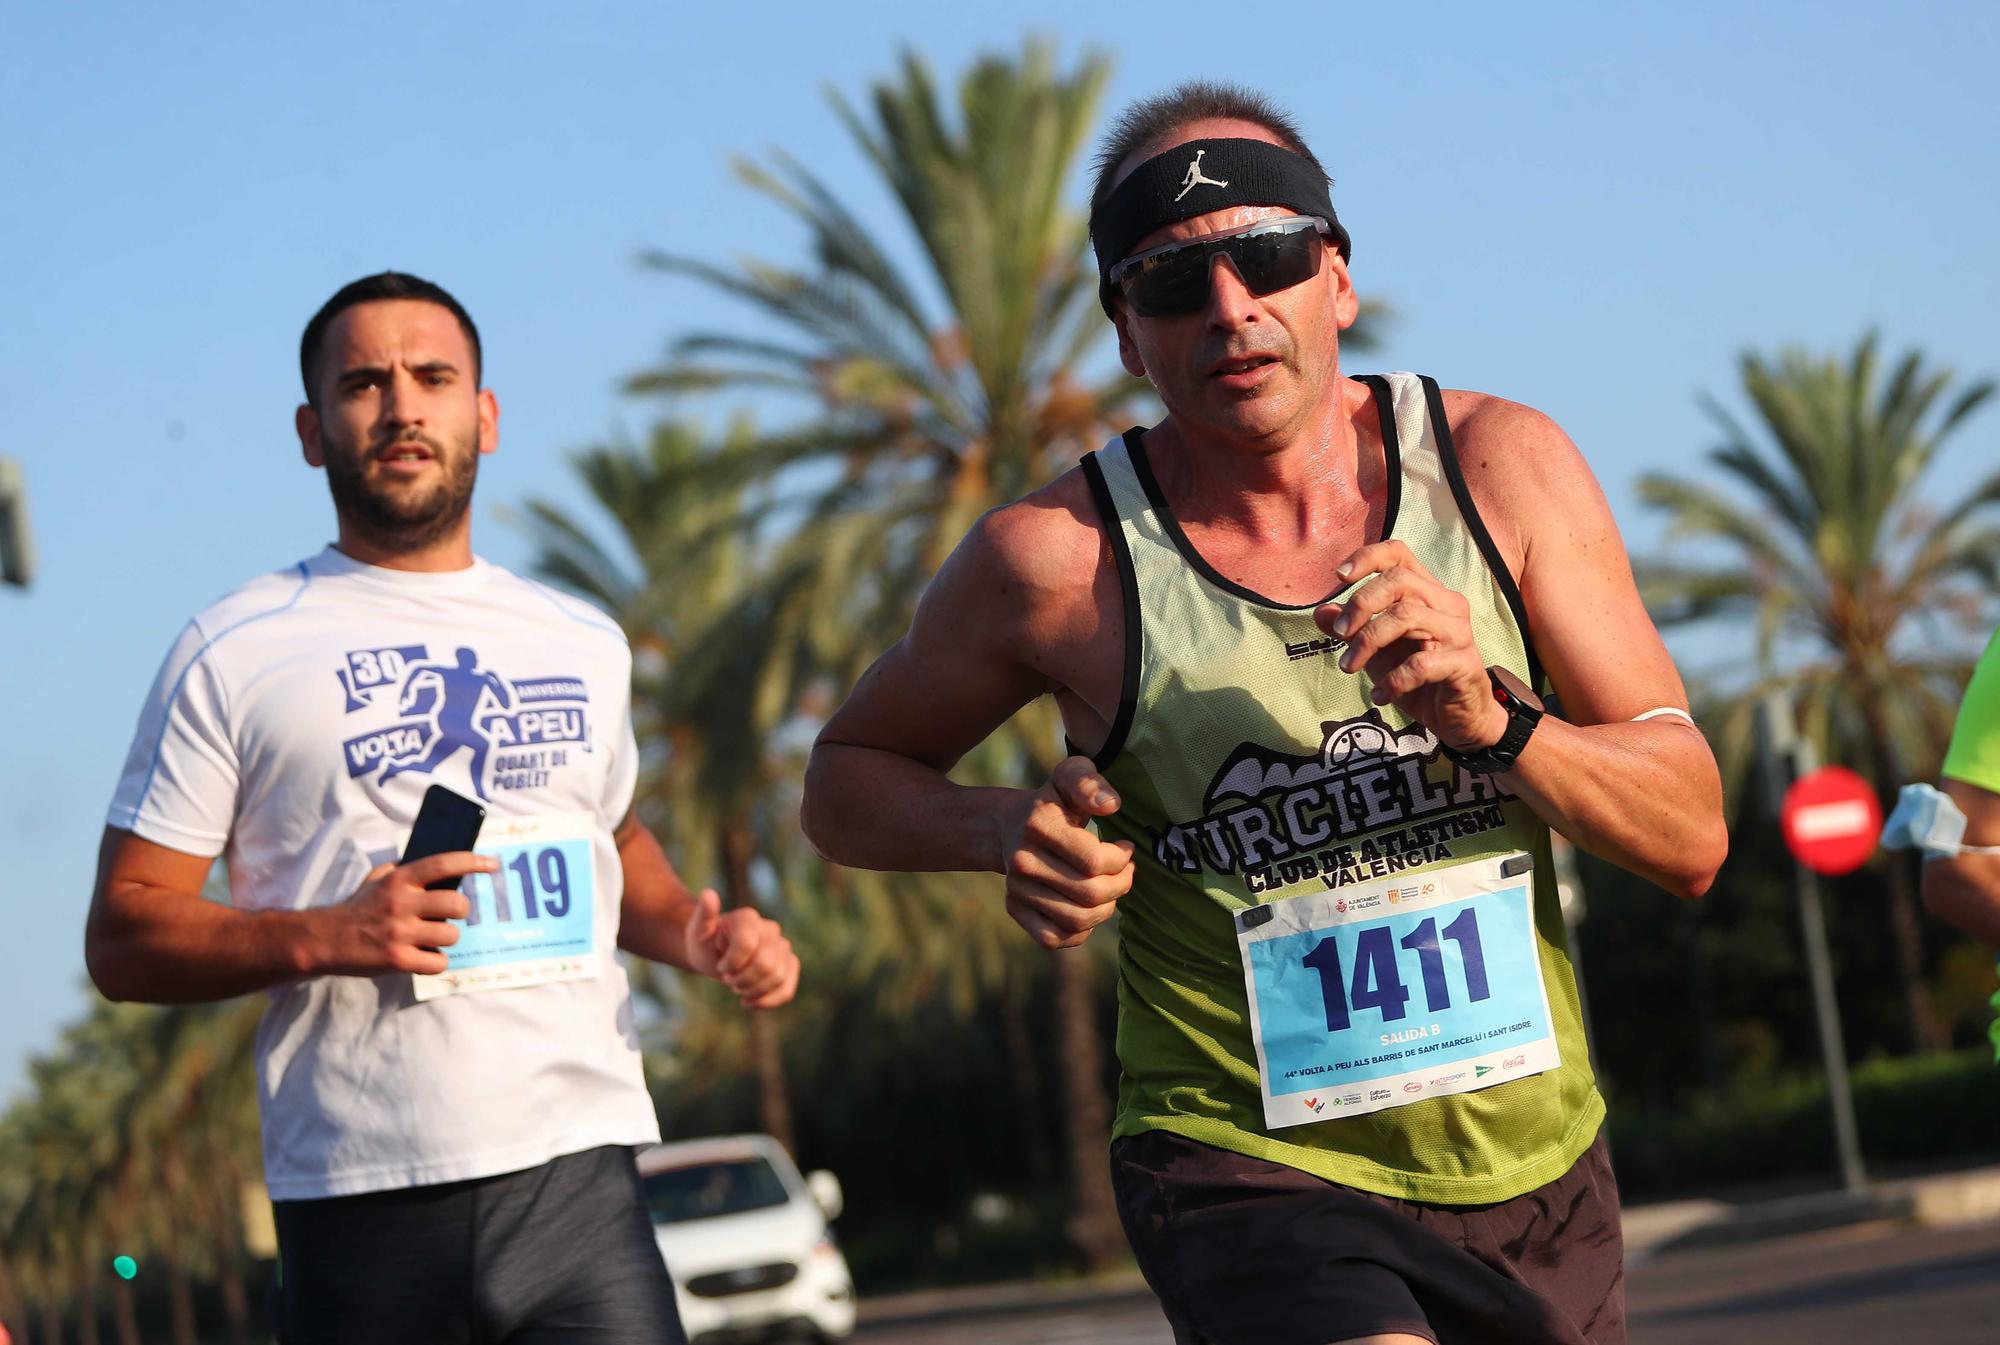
[{"xmin": 1781, "ymin": 766, "xmax": 1882, "ymax": 876}]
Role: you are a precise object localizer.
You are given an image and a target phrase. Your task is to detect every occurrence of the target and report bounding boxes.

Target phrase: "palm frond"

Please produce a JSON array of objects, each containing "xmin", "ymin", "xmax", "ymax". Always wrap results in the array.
[{"xmin": 1640, "ymin": 332, "xmax": 2000, "ymax": 790}]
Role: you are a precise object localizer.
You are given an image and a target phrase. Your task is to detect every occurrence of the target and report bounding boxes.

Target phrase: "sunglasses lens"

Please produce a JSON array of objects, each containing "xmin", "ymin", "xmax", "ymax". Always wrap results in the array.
[
  {"xmin": 1124, "ymin": 249, "xmax": 1214, "ymax": 318},
  {"xmin": 1230, "ymin": 228, "xmax": 1322, "ymax": 296},
  {"xmin": 1118, "ymin": 221, "xmax": 1324, "ymax": 318}
]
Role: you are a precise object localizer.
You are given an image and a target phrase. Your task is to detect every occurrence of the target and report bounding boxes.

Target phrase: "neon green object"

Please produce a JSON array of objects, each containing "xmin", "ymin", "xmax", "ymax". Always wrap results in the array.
[
  {"xmin": 1945, "ymin": 631, "xmax": 2000, "ymax": 1065},
  {"xmin": 1944, "ymin": 629, "xmax": 2000, "ymax": 794},
  {"xmin": 112, "ymin": 1256, "xmax": 137, "ymax": 1280},
  {"xmin": 1989, "ymin": 984, "xmax": 2000, "ymax": 1064}
]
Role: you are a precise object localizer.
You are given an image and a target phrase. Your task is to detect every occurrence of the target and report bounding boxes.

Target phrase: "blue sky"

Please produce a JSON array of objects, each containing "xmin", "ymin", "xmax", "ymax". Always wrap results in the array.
[{"xmin": 4, "ymin": 1, "xmax": 1997, "ymax": 1102}]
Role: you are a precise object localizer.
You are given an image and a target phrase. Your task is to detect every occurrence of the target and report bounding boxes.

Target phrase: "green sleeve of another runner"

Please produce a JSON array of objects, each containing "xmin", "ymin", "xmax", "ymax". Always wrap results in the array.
[
  {"xmin": 1944, "ymin": 629, "xmax": 2000, "ymax": 795},
  {"xmin": 1989, "ymin": 985, "xmax": 2000, "ymax": 1064}
]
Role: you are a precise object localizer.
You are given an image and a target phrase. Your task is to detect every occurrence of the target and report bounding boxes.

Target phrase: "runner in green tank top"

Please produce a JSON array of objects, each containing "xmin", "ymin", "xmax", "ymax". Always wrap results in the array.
[
  {"xmin": 803, "ymin": 83, "xmax": 1725, "ymax": 1345},
  {"xmin": 1921, "ymin": 626, "xmax": 2000, "ymax": 1057}
]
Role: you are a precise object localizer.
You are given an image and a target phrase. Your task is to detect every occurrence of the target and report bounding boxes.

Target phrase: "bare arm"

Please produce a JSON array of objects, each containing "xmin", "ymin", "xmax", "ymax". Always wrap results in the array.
[
  {"xmin": 1500, "ymin": 717, "xmax": 1723, "ymax": 899},
  {"xmin": 614, "ymin": 813, "xmax": 799, "ymax": 1008},
  {"xmin": 802, "ymin": 489, "xmax": 1136, "ymax": 947},
  {"xmin": 1921, "ymin": 779, "xmax": 2000, "ymax": 945},
  {"xmin": 1324, "ymin": 398, "xmax": 1726, "ymax": 899},
  {"xmin": 86, "ymin": 826, "xmax": 491, "ymax": 1003},
  {"xmin": 1496, "ymin": 403, "xmax": 1726, "ymax": 896},
  {"xmin": 612, "ymin": 812, "xmax": 704, "ymax": 967}
]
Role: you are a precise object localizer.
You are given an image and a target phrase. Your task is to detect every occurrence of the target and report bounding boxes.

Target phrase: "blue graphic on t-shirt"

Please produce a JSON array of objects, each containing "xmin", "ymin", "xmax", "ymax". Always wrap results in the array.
[
  {"xmin": 379, "ymin": 648, "xmax": 513, "ymax": 792},
  {"xmin": 338, "ymin": 644, "xmax": 592, "ymax": 798},
  {"xmin": 336, "ymin": 644, "xmax": 427, "ymax": 712}
]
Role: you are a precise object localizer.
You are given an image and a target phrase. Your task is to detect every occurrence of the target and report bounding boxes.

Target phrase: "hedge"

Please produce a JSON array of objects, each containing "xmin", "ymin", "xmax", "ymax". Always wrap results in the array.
[{"xmin": 1608, "ymin": 1047, "xmax": 2000, "ymax": 1198}]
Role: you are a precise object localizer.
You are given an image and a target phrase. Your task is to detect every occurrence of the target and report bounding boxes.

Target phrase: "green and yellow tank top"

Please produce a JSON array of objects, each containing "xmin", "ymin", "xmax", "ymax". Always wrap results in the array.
[
  {"xmin": 1941, "ymin": 626, "xmax": 2000, "ymax": 1062},
  {"xmin": 1080, "ymin": 371, "xmax": 1602, "ymax": 1204}
]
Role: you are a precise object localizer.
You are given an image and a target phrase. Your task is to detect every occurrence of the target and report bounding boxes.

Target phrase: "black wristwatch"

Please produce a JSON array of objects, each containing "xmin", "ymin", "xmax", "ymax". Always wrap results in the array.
[{"xmin": 1442, "ymin": 667, "xmax": 1545, "ymax": 775}]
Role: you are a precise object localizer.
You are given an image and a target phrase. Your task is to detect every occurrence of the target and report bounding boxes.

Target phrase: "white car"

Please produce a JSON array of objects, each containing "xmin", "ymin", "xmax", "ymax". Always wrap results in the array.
[{"xmin": 638, "ymin": 1134, "xmax": 857, "ymax": 1344}]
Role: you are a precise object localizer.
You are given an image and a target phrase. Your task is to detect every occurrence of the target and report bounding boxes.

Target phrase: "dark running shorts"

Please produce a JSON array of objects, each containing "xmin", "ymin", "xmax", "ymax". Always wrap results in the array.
[
  {"xmin": 273, "ymin": 1144, "xmax": 685, "ymax": 1345},
  {"xmin": 1111, "ymin": 1129, "xmax": 1625, "ymax": 1345}
]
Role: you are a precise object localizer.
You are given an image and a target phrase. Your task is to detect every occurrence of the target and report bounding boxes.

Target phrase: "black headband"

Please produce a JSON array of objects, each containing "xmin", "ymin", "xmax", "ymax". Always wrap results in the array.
[{"xmin": 1090, "ymin": 137, "xmax": 1351, "ymax": 313}]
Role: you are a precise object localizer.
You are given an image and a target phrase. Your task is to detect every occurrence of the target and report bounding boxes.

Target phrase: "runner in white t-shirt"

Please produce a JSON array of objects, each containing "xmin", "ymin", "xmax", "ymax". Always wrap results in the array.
[{"xmin": 87, "ymin": 272, "xmax": 799, "ymax": 1345}]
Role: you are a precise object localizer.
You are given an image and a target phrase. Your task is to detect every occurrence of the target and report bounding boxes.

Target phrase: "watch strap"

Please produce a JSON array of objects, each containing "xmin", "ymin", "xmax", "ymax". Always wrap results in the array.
[{"xmin": 1442, "ymin": 667, "xmax": 1544, "ymax": 774}]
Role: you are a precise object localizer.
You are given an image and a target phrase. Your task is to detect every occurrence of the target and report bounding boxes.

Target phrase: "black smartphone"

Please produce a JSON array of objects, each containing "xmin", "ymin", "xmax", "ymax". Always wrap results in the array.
[{"xmin": 399, "ymin": 785, "xmax": 487, "ymax": 890}]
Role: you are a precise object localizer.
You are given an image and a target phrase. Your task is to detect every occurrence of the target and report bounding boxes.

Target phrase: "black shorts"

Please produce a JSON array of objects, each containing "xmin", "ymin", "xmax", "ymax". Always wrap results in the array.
[
  {"xmin": 1110, "ymin": 1129, "xmax": 1625, "ymax": 1345},
  {"xmin": 273, "ymin": 1144, "xmax": 685, "ymax": 1345}
]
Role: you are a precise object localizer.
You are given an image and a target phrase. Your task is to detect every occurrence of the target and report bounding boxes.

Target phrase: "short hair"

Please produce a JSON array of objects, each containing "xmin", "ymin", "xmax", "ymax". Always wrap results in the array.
[
  {"xmin": 299, "ymin": 272, "xmax": 482, "ymax": 402},
  {"xmin": 1088, "ymin": 81, "xmax": 1330, "ymax": 221}
]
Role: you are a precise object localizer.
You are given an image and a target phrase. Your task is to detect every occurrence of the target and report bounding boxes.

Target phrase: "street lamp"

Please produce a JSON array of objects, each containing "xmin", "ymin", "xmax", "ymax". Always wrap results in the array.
[{"xmin": 0, "ymin": 456, "xmax": 32, "ymax": 588}]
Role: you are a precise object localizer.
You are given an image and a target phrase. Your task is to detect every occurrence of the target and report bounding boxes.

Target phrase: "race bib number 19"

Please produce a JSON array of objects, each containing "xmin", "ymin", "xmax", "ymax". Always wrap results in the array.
[
  {"xmin": 1236, "ymin": 850, "xmax": 1559, "ymax": 1129},
  {"xmin": 412, "ymin": 812, "xmax": 600, "ymax": 1001}
]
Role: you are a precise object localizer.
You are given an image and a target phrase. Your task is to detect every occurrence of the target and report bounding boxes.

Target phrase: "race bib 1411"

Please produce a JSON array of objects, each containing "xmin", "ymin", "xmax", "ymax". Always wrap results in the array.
[
  {"xmin": 412, "ymin": 811, "xmax": 600, "ymax": 1001},
  {"xmin": 1236, "ymin": 850, "xmax": 1559, "ymax": 1129}
]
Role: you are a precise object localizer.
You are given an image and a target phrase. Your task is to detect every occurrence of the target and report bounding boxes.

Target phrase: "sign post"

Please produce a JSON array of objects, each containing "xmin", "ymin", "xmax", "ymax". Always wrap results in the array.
[{"xmin": 1760, "ymin": 692, "xmax": 1867, "ymax": 1193}]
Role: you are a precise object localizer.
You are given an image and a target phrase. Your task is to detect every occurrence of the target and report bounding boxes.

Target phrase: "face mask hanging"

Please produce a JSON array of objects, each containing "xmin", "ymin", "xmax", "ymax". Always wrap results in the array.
[{"xmin": 1880, "ymin": 783, "xmax": 2000, "ymax": 857}]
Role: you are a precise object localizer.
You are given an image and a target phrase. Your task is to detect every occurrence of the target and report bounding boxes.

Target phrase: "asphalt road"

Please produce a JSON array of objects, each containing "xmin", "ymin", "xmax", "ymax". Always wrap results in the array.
[
  {"xmin": 1625, "ymin": 1215, "xmax": 2000, "ymax": 1343},
  {"xmin": 856, "ymin": 1291, "xmax": 1170, "ymax": 1345},
  {"xmin": 853, "ymin": 1217, "xmax": 2000, "ymax": 1344}
]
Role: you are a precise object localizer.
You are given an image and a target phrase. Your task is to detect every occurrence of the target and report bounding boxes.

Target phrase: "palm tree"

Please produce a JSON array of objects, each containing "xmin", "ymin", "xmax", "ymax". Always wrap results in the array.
[
  {"xmin": 629, "ymin": 41, "xmax": 1150, "ymax": 1267},
  {"xmin": 1638, "ymin": 332, "xmax": 1999, "ymax": 1053},
  {"xmin": 120, "ymin": 1000, "xmax": 264, "ymax": 1345},
  {"xmin": 630, "ymin": 44, "xmax": 1132, "ymax": 557},
  {"xmin": 0, "ymin": 1118, "xmax": 44, "ymax": 1344},
  {"xmin": 9, "ymin": 1011, "xmax": 137, "ymax": 1345},
  {"xmin": 521, "ymin": 422, "xmax": 1084, "ymax": 1175},
  {"xmin": 514, "ymin": 420, "xmax": 827, "ymax": 1152},
  {"xmin": 0, "ymin": 989, "xmax": 266, "ymax": 1345}
]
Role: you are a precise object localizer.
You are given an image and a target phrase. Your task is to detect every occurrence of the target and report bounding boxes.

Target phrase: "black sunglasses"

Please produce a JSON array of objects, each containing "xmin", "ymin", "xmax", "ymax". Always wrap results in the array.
[{"xmin": 1108, "ymin": 216, "xmax": 1332, "ymax": 318}]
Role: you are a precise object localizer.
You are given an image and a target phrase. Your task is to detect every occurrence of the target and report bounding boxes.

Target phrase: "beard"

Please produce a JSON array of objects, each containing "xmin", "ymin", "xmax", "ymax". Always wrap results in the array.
[{"xmin": 321, "ymin": 425, "xmax": 479, "ymax": 551}]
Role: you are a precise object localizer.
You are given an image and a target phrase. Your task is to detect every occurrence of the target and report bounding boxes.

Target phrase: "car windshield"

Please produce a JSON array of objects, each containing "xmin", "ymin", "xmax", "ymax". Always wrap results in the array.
[{"xmin": 641, "ymin": 1155, "xmax": 792, "ymax": 1225}]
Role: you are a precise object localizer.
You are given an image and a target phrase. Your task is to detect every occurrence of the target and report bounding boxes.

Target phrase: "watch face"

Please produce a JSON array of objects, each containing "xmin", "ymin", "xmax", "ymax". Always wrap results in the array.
[{"xmin": 1489, "ymin": 666, "xmax": 1543, "ymax": 713}]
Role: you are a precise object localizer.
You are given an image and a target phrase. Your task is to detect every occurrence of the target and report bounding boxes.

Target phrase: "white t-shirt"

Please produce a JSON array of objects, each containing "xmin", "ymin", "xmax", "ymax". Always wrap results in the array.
[{"xmin": 107, "ymin": 547, "xmax": 661, "ymax": 1200}]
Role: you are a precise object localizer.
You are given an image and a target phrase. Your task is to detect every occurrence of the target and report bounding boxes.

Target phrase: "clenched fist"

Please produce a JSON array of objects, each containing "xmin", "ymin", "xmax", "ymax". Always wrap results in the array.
[
  {"xmin": 683, "ymin": 890, "xmax": 800, "ymax": 1009},
  {"xmin": 996, "ymin": 755, "xmax": 1137, "ymax": 949}
]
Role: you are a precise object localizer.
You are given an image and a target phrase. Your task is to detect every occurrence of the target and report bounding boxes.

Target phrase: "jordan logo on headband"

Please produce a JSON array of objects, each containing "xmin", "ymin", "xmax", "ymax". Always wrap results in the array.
[{"xmin": 1174, "ymin": 149, "xmax": 1230, "ymax": 202}]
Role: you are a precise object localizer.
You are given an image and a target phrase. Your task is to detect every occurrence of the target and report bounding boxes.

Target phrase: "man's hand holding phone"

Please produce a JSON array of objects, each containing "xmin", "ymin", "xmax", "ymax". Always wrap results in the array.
[
  {"xmin": 307, "ymin": 785, "xmax": 495, "ymax": 977},
  {"xmin": 312, "ymin": 854, "xmax": 497, "ymax": 976}
]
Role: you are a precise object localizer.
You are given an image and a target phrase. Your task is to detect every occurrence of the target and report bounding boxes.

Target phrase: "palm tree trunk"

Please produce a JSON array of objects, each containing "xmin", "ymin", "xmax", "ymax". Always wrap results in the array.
[
  {"xmin": 215, "ymin": 1265, "xmax": 250, "ymax": 1345},
  {"xmin": 718, "ymin": 818, "xmax": 795, "ymax": 1154},
  {"xmin": 1688, "ymin": 913, "xmax": 1722, "ymax": 1092},
  {"xmin": 1859, "ymin": 697, "xmax": 1947, "ymax": 1053},
  {"xmin": 0, "ymin": 1268, "xmax": 23, "ymax": 1345},
  {"xmin": 1880, "ymin": 850, "xmax": 1945, "ymax": 1052},
  {"xmin": 166, "ymin": 1262, "xmax": 196, "ymax": 1345},
  {"xmin": 204, "ymin": 1177, "xmax": 252, "ymax": 1345},
  {"xmin": 73, "ymin": 1269, "xmax": 99, "ymax": 1345},
  {"xmin": 1001, "ymin": 969, "xmax": 1055, "ymax": 1183},
  {"xmin": 749, "ymin": 1015, "xmax": 793, "ymax": 1156},
  {"xmin": 105, "ymin": 1280, "xmax": 136, "ymax": 1345},
  {"xmin": 1017, "ymin": 704, "xmax": 1122, "ymax": 1267},
  {"xmin": 1051, "ymin": 949, "xmax": 1124, "ymax": 1272}
]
